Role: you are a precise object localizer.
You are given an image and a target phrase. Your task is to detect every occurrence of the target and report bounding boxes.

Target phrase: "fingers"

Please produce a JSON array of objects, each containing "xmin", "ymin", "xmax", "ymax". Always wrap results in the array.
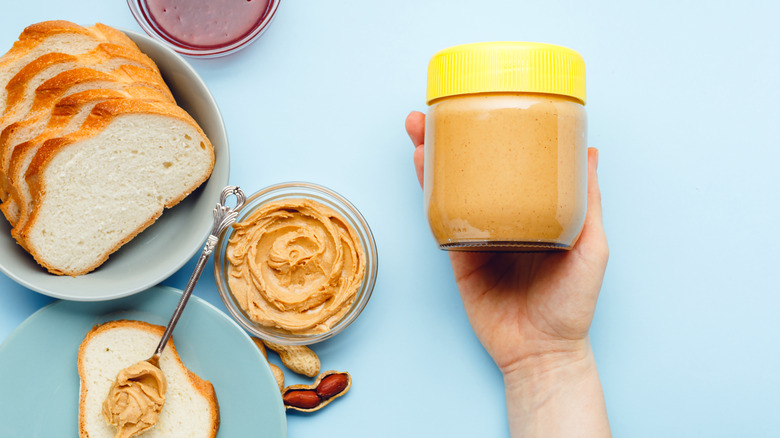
[
  {"xmin": 405, "ymin": 111, "xmax": 425, "ymax": 147},
  {"xmin": 574, "ymin": 147, "xmax": 608, "ymax": 264},
  {"xmin": 405, "ymin": 111, "xmax": 426, "ymax": 188},
  {"xmin": 586, "ymin": 147, "xmax": 604, "ymax": 229},
  {"xmin": 413, "ymin": 144, "xmax": 424, "ymax": 188}
]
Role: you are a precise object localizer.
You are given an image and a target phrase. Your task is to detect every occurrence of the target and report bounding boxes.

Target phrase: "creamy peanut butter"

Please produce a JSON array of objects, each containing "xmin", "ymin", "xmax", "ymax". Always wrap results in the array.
[
  {"xmin": 226, "ymin": 198, "xmax": 365, "ymax": 334},
  {"xmin": 424, "ymin": 93, "xmax": 587, "ymax": 250},
  {"xmin": 102, "ymin": 360, "xmax": 167, "ymax": 438},
  {"xmin": 424, "ymin": 41, "xmax": 588, "ymax": 250}
]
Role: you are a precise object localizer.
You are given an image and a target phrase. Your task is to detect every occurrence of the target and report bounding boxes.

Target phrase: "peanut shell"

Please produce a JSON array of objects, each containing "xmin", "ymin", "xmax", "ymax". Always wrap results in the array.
[
  {"xmin": 263, "ymin": 340, "xmax": 320, "ymax": 377},
  {"xmin": 252, "ymin": 337, "xmax": 285, "ymax": 389},
  {"xmin": 270, "ymin": 363, "xmax": 285, "ymax": 391}
]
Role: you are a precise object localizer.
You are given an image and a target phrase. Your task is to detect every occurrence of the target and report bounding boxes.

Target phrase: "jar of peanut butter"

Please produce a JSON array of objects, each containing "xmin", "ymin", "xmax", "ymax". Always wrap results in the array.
[{"xmin": 424, "ymin": 41, "xmax": 588, "ymax": 251}]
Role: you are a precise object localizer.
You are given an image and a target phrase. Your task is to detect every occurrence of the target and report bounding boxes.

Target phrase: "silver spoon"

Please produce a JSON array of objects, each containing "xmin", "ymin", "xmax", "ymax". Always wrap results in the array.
[
  {"xmin": 148, "ymin": 185, "xmax": 246, "ymax": 366},
  {"xmin": 104, "ymin": 186, "xmax": 246, "ymax": 435}
]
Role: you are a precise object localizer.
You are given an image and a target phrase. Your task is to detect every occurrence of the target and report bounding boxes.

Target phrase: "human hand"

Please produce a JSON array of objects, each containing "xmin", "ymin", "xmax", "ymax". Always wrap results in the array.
[
  {"xmin": 406, "ymin": 110, "xmax": 611, "ymax": 436},
  {"xmin": 405, "ymin": 110, "xmax": 608, "ymax": 377}
]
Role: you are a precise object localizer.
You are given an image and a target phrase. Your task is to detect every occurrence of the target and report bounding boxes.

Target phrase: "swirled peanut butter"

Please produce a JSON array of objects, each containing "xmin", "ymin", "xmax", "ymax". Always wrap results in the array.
[
  {"xmin": 226, "ymin": 198, "xmax": 365, "ymax": 334},
  {"xmin": 102, "ymin": 360, "xmax": 167, "ymax": 438}
]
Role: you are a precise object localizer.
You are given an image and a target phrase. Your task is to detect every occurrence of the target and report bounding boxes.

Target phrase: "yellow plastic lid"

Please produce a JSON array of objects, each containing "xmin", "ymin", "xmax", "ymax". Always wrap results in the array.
[{"xmin": 426, "ymin": 41, "xmax": 586, "ymax": 105}]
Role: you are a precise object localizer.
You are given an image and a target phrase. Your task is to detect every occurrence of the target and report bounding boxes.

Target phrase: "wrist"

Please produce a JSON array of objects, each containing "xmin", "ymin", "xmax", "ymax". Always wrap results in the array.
[
  {"xmin": 501, "ymin": 339, "xmax": 611, "ymax": 437},
  {"xmin": 500, "ymin": 338, "xmax": 592, "ymax": 385}
]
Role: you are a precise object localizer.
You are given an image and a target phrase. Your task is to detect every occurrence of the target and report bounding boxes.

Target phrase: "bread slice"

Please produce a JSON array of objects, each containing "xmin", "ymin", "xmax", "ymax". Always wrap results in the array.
[
  {"xmin": 2, "ymin": 64, "xmax": 172, "ymax": 155},
  {"xmin": 0, "ymin": 64, "xmax": 175, "ymax": 205},
  {"xmin": 0, "ymin": 46, "xmax": 166, "ymax": 203},
  {"xmin": 17, "ymin": 98, "xmax": 215, "ymax": 275},
  {"xmin": 0, "ymin": 21, "xmax": 141, "ymax": 112},
  {"xmin": 2, "ymin": 85, "xmax": 174, "ymax": 228},
  {"xmin": 78, "ymin": 319, "xmax": 220, "ymax": 438}
]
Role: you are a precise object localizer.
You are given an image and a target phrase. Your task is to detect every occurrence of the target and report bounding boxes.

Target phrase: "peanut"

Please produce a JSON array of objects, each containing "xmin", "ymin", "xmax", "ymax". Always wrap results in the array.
[
  {"xmin": 282, "ymin": 371, "xmax": 351, "ymax": 412},
  {"xmin": 283, "ymin": 390, "xmax": 321, "ymax": 409},
  {"xmin": 316, "ymin": 373, "xmax": 349, "ymax": 399},
  {"xmin": 262, "ymin": 340, "xmax": 320, "ymax": 377}
]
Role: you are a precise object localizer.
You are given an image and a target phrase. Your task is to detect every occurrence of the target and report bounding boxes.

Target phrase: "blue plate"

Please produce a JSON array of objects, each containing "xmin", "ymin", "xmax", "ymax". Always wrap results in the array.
[{"xmin": 0, "ymin": 285, "xmax": 286, "ymax": 437}]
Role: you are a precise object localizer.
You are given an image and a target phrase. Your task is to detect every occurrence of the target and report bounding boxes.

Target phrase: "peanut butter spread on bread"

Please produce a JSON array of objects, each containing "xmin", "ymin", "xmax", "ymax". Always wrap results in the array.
[
  {"xmin": 226, "ymin": 198, "xmax": 365, "ymax": 334},
  {"xmin": 102, "ymin": 360, "xmax": 167, "ymax": 438}
]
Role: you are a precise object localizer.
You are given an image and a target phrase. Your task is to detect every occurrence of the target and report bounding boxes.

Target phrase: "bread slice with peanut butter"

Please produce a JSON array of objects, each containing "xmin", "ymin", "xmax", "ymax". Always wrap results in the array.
[{"xmin": 78, "ymin": 319, "xmax": 219, "ymax": 438}]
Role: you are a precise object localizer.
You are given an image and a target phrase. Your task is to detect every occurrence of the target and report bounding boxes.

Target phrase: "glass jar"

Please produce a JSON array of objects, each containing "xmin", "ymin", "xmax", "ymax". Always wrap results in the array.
[{"xmin": 424, "ymin": 42, "xmax": 588, "ymax": 251}]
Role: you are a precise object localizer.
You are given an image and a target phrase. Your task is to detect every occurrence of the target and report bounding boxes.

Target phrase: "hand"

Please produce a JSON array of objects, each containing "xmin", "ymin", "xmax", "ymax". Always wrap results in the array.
[{"xmin": 406, "ymin": 110, "xmax": 611, "ymax": 437}]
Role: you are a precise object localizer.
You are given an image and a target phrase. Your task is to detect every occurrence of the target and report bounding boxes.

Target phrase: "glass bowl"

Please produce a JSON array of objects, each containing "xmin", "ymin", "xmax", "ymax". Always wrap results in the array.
[
  {"xmin": 214, "ymin": 182, "xmax": 378, "ymax": 345},
  {"xmin": 127, "ymin": 0, "xmax": 280, "ymax": 57}
]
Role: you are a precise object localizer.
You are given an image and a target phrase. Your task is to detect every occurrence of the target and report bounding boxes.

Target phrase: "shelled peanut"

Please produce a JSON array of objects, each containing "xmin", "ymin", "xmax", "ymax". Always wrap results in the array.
[
  {"xmin": 282, "ymin": 371, "xmax": 351, "ymax": 412},
  {"xmin": 262, "ymin": 339, "xmax": 321, "ymax": 377}
]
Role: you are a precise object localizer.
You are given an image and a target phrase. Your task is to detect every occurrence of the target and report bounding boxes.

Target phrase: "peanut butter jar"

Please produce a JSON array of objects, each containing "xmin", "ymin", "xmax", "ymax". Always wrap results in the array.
[{"xmin": 424, "ymin": 41, "xmax": 588, "ymax": 251}]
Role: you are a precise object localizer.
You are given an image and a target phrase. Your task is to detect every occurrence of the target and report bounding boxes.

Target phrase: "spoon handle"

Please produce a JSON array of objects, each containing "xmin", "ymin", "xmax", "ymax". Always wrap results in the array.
[{"xmin": 151, "ymin": 186, "xmax": 246, "ymax": 362}]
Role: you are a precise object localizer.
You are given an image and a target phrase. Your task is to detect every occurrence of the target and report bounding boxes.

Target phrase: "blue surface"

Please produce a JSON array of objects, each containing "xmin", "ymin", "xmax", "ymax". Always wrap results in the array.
[{"xmin": 1, "ymin": 1, "xmax": 779, "ymax": 437}]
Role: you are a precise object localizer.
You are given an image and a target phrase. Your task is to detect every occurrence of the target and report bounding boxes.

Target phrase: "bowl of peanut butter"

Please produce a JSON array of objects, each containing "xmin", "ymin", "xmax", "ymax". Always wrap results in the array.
[{"xmin": 213, "ymin": 181, "xmax": 377, "ymax": 345}]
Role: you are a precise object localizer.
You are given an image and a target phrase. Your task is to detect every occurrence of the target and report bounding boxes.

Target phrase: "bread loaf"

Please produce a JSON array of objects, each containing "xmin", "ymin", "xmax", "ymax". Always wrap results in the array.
[
  {"xmin": 0, "ymin": 64, "xmax": 175, "ymax": 203},
  {"xmin": 0, "ymin": 21, "xmax": 215, "ymax": 275},
  {"xmin": 78, "ymin": 320, "xmax": 220, "ymax": 438}
]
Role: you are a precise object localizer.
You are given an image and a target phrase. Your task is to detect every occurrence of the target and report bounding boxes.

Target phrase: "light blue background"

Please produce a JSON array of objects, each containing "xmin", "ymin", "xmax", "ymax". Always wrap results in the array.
[{"xmin": 1, "ymin": 1, "xmax": 779, "ymax": 436}]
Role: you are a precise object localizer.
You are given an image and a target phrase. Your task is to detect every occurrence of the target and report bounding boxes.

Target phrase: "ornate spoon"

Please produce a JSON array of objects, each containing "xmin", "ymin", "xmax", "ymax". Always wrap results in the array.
[
  {"xmin": 149, "ymin": 185, "xmax": 246, "ymax": 366},
  {"xmin": 102, "ymin": 186, "xmax": 245, "ymax": 436}
]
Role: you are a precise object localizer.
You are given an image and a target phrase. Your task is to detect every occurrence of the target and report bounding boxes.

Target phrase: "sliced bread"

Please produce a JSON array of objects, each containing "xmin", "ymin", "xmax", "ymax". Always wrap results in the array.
[
  {"xmin": 1, "ymin": 42, "xmax": 161, "ymax": 133},
  {"xmin": 0, "ymin": 21, "xmax": 141, "ymax": 111},
  {"xmin": 78, "ymin": 319, "xmax": 220, "ymax": 438},
  {"xmin": 0, "ymin": 63, "xmax": 174, "ymax": 202},
  {"xmin": 17, "ymin": 98, "xmax": 215, "ymax": 275},
  {"xmin": 3, "ymin": 85, "xmax": 174, "ymax": 228},
  {"xmin": 0, "ymin": 21, "xmax": 215, "ymax": 276}
]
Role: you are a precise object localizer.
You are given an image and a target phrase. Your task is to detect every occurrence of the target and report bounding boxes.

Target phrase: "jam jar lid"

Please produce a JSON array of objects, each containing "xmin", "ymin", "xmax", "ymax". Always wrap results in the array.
[{"xmin": 426, "ymin": 41, "xmax": 586, "ymax": 105}]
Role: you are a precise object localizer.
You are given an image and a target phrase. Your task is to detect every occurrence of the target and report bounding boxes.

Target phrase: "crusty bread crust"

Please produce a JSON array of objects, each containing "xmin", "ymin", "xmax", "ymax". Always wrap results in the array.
[
  {"xmin": 77, "ymin": 320, "xmax": 220, "ymax": 438},
  {"xmin": 1, "ymin": 21, "xmax": 139, "ymax": 65},
  {"xmin": 3, "ymin": 63, "xmax": 174, "ymax": 147},
  {"xmin": 0, "ymin": 21, "xmax": 94, "ymax": 66},
  {"xmin": 0, "ymin": 22, "xmax": 143, "ymax": 111},
  {"xmin": 3, "ymin": 43, "xmax": 159, "ymax": 112},
  {"xmin": 0, "ymin": 43, "xmax": 173, "ymax": 203}
]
